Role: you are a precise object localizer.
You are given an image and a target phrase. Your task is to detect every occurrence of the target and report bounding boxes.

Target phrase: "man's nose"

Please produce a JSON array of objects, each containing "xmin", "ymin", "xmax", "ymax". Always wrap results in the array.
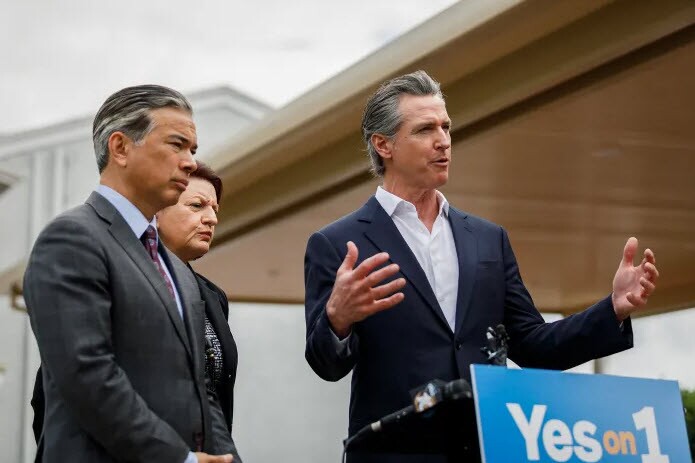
[
  {"xmin": 181, "ymin": 155, "xmax": 197, "ymax": 174},
  {"xmin": 435, "ymin": 129, "xmax": 451, "ymax": 150}
]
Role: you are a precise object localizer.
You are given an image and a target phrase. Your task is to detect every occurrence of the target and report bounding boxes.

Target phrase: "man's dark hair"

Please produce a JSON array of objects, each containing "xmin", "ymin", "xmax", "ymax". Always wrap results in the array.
[{"xmin": 92, "ymin": 85, "xmax": 192, "ymax": 173}]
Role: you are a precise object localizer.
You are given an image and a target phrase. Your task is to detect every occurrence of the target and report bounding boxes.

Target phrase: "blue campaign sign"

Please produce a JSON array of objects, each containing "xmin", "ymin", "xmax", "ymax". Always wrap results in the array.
[{"xmin": 470, "ymin": 365, "xmax": 691, "ymax": 463}]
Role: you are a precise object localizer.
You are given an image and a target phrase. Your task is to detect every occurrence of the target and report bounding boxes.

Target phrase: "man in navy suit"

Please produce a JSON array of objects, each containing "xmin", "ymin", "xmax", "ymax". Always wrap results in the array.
[{"xmin": 303, "ymin": 71, "xmax": 659, "ymax": 462}]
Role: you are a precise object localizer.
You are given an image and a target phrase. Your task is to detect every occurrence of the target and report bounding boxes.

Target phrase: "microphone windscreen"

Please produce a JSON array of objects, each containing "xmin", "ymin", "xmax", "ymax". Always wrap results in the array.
[{"xmin": 443, "ymin": 379, "xmax": 472, "ymax": 400}]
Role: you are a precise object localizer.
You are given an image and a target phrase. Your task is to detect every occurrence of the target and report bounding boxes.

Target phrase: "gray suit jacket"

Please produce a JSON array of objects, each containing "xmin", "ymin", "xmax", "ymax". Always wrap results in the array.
[{"xmin": 25, "ymin": 192, "xmax": 234, "ymax": 462}]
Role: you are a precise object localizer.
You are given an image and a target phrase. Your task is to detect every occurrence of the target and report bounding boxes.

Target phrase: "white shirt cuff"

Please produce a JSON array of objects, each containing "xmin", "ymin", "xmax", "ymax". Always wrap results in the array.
[{"xmin": 329, "ymin": 326, "xmax": 352, "ymax": 356}]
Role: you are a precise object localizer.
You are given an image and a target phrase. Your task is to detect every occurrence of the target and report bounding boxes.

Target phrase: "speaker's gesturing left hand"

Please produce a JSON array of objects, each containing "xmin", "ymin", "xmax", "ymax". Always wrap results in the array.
[{"xmin": 612, "ymin": 237, "xmax": 659, "ymax": 321}]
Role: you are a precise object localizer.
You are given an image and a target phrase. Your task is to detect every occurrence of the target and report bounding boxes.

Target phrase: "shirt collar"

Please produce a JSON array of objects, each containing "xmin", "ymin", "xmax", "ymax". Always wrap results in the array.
[
  {"xmin": 375, "ymin": 186, "xmax": 450, "ymax": 218},
  {"xmin": 95, "ymin": 184, "xmax": 158, "ymax": 240}
]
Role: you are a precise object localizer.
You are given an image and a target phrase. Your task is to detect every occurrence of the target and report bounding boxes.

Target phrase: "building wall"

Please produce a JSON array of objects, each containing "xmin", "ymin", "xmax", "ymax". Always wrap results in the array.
[
  {"xmin": 0, "ymin": 156, "xmax": 31, "ymax": 272},
  {"xmin": 63, "ymin": 140, "xmax": 101, "ymax": 209},
  {"xmin": 0, "ymin": 295, "xmax": 28, "ymax": 463},
  {"xmin": 194, "ymin": 106, "xmax": 262, "ymax": 159},
  {"xmin": 229, "ymin": 303, "xmax": 351, "ymax": 463}
]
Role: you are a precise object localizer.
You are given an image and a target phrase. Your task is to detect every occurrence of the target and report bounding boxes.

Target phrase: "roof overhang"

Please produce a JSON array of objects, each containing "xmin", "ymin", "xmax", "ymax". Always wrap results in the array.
[{"xmin": 193, "ymin": 0, "xmax": 695, "ymax": 316}]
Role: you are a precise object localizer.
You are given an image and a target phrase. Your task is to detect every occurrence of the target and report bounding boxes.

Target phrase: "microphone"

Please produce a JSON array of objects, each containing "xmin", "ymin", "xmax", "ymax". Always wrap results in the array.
[
  {"xmin": 481, "ymin": 324, "xmax": 510, "ymax": 366},
  {"xmin": 344, "ymin": 404, "xmax": 414, "ymax": 447},
  {"xmin": 412, "ymin": 378, "xmax": 471, "ymax": 412},
  {"xmin": 366, "ymin": 405, "xmax": 414, "ymax": 433},
  {"xmin": 343, "ymin": 378, "xmax": 472, "ymax": 450},
  {"xmin": 442, "ymin": 378, "xmax": 472, "ymax": 401}
]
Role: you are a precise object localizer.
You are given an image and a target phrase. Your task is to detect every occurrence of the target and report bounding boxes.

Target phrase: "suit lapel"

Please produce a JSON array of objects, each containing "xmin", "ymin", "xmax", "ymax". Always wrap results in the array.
[
  {"xmin": 449, "ymin": 209, "xmax": 478, "ymax": 335},
  {"xmin": 87, "ymin": 193, "xmax": 194, "ymax": 359},
  {"xmin": 361, "ymin": 197, "xmax": 451, "ymax": 333},
  {"xmin": 166, "ymin": 249, "xmax": 204, "ymax": 360},
  {"xmin": 182, "ymin": 293, "xmax": 205, "ymax": 375}
]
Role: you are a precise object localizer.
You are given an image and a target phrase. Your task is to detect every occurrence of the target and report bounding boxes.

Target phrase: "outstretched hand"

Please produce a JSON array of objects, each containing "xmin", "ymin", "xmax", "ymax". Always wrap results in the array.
[
  {"xmin": 326, "ymin": 241, "xmax": 406, "ymax": 338},
  {"xmin": 612, "ymin": 237, "xmax": 659, "ymax": 321}
]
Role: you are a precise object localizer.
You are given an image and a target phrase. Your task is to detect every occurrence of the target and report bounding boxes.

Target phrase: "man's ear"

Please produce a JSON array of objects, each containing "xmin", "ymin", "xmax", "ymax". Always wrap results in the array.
[
  {"xmin": 371, "ymin": 133, "xmax": 393, "ymax": 161},
  {"xmin": 107, "ymin": 132, "xmax": 130, "ymax": 168}
]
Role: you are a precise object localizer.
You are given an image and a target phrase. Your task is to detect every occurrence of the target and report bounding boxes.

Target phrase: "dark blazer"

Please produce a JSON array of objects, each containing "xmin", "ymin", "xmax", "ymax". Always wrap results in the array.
[
  {"xmin": 24, "ymin": 192, "xmax": 234, "ymax": 462},
  {"xmin": 304, "ymin": 196, "xmax": 633, "ymax": 462},
  {"xmin": 193, "ymin": 271, "xmax": 240, "ymax": 443},
  {"xmin": 30, "ymin": 270, "xmax": 242, "ymax": 462}
]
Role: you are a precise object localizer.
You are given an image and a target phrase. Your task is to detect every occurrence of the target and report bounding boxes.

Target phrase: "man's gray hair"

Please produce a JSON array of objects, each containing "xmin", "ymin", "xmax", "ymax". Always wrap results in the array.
[
  {"xmin": 361, "ymin": 70, "xmax": 443, "ymax": 177},
  {"xmin": 92, "ymin": 85, "xmax": 193, "ymax": 173}
]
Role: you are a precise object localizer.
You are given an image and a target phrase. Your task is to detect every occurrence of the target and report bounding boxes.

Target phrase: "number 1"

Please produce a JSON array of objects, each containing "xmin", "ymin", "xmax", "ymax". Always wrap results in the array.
[{"xmin": 632, "ymin": 406, "xmax": 669, "ymax": 463}]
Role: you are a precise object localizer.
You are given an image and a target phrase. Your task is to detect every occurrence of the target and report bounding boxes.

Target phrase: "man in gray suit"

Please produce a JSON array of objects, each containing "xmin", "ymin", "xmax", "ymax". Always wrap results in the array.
[{"xmin": 24, "ymin": 85, "xmax": 236, "ymax": 462}]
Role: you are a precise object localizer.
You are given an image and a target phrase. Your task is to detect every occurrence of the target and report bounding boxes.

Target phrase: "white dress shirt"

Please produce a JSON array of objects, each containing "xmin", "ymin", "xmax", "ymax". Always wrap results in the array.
[{"xmin": 375, "ymin": 186, "xmax": 459, "ymax": 331}]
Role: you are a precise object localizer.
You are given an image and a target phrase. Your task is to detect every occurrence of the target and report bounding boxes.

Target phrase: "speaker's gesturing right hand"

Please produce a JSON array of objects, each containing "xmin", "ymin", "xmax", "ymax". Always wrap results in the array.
[{"xmin": 326, "ymin": 241, "xmax": 406, "ymax": 338}]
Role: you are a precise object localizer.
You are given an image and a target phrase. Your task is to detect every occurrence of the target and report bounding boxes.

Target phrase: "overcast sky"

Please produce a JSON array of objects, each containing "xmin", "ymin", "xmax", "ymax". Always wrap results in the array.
[
  {"xmin": 0, "ymin": 0, "xmax": 457, "ymax": 133},
  {"xmin": 2, "ymin": 0, "xmax": 694, "ymax": 392}
]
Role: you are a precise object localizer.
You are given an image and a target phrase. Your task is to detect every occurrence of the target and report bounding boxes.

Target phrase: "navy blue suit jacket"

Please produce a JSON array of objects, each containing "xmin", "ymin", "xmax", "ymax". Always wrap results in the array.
[{"xmin": 304, "ymin": 196, "xmax": 633, "ymax": 440}]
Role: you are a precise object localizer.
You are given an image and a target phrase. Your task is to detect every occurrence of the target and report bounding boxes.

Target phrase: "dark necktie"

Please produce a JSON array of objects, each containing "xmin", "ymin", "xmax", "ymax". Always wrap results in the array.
[{"xmin": 141, "ymin": 225, "xmax": 176, "ymax": 301}]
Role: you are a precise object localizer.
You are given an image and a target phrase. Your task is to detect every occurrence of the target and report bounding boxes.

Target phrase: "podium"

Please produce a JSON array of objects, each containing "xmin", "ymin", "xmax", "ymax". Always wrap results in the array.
[
  {"xmin": 344, "ymin": 366, "xmax": 692, "ymax": 463},
  {"xmin": 344, "ymin": 389, "xmax": 480, "ymax": 461}
]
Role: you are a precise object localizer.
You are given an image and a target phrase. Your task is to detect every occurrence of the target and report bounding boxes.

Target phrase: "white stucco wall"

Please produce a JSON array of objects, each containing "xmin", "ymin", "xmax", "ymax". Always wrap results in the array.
[{"xmin": 229, "ymin": 303, "xmax": 351, "ymax": 463}]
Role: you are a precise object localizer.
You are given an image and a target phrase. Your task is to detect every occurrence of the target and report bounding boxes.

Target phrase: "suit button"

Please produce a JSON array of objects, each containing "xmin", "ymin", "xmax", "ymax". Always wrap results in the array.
[{"xmin": 455, "ymin": 342, "xmax": 462, "ymax": 350}]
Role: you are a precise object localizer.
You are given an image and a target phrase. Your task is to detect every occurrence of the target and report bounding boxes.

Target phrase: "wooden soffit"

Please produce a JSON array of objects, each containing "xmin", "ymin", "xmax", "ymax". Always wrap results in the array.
[{"xmin": 194, "ymin": 0, "xmax": 695, "ymax": 316}]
